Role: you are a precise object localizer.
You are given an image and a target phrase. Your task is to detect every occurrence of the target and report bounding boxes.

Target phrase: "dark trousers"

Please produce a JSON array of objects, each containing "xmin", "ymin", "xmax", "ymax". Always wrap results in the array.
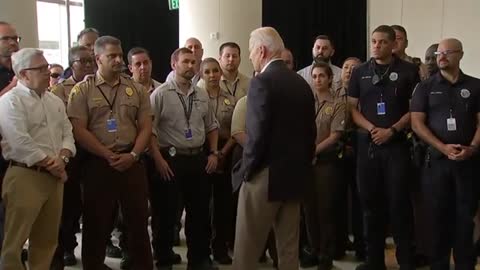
[
  {"xmin": 153, "ymin": 153, "xmax": 211, "ymax": 265},
  {"xmin": 304, "ymin": 160, "xmax": 344, "ymax": 258},
  {"xmin": 210, "ymin": 166, "xmax": 234, "ymax": 255},
  {"xmin": 356, "ymin": 138, "xmax": 414, "ymax": 268},
  {"xmin": 81, "ymin": 156, "xmax": 152, "ymax": 270},
  {"xmin": 343, "ymin": 155, "xmax": 364, "ymax": 253},
  {"xmin": 422, "ymin": 158, "xmax": 478, "ymax": 270}
]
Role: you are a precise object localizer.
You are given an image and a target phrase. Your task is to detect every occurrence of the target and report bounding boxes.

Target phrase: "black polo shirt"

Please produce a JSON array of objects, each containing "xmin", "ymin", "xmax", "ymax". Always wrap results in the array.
[
  {"xmin": 0, "ymin": 64, "xmax": 14, "ymax": 91},
  {"xmin": 411, "ymin": 71, "xmax": 480, "ymax": 145},
  {"xmin": 348, "ymin": 56, "xmax": 420, "ymax": 128}
]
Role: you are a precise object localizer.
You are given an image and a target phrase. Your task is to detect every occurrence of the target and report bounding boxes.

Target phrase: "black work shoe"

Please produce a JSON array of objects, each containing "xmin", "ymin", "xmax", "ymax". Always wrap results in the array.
[
  {"xmin": 300, "ymin": 247, "xmax": 318, "ymax": 268},
  {"xmin": 186, "ymin": 259, "xmax": 219, "ymax": 270},
  {"xmin": 63, "ymin": 251, "xmax": 77, "ymax": 266},
  {"xmin": 105, "ymin": 243, "xmax": 122, "ymax": 258},
  {"xmin": 355, "ymin": 262, "xmax": 386, "ymax": 270},
  {"xmin": 213, "ymin": 253, "xmax": 232, "ymax": 265},
  {"xmin": 318, "ymin": 255, "xmax": 333, "ymax": 270},
  {"xmin": 156, "ymin": 251, "xmax": 182, "ymax": 265},
  {"xmin": 21, "ymin": 249, "xmax": 28, "ymax": 265},
  {"xmin": 414, "ymin": 253, "xmax": 429, "ymax": 268}
]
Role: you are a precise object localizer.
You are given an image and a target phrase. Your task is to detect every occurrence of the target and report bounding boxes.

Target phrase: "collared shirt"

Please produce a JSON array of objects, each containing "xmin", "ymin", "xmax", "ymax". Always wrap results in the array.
[
  {"xmin": 348, "ymin": 57, "xmax": 420, "ymax": 128},
  {"xmin": 297, "ymin": 61, "xmax": 342, "ymax": 90},
  {"xmin": 0, "ymin": 82, "xmax": 76, "ymax": 166},
  {"xmin": 150, "ymin": 80, "xmax": 218, "ymax": 149},
  {"xmin": 50, "ymin": 75, "xmax": 78, "ymax": 106},
  {"xmin": 198, "ymin": 72, "xmax": 251, "ymax": 102},
  {"xmin": 314, "ymin": 92, "xmax": 345, "ymax": 144},
  {"xmin": 0, "ymin": 64, "xmax": 14, "ymax": 91},
  {"xmin": 411, "ymin": 71, "xmax": 480, "ymax": 145},
  {"xmin": 208, "ymin": 89, "xmax": 236, "ymax": 140},
  {"xmin": 67, "ymin": 72, "xmax": 152, "ymax": 152},
  {"xmin": 231, "ymin": 96, "xmax": 247, "ymax": 136},
  {"xmin": 333, "ymin": 86, "xmax": 353, "ymax": 130}
]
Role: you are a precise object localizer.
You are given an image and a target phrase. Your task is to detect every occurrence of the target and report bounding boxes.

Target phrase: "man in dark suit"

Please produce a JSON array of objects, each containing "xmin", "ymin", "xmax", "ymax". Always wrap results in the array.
[{"xmin": 232, "ymin": 26, "xmax": 316, "ymax": 270}]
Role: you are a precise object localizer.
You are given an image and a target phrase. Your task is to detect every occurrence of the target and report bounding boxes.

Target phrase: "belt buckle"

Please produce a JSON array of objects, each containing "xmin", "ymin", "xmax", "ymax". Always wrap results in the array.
[{"xmin": 168, "ymin": 147, "xmax": 177, "ymax": 157}]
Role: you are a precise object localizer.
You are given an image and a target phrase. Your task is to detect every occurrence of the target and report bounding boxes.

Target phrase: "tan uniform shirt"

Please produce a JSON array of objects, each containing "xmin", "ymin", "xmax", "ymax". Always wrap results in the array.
[
  {"xmin": 51, "ymin": 76, "xmax": 77, "ymax": 106},
  {"xmin": 315, "ymin": 92, "xmax": 345, "ymax": 144},
  {"xmin": 207, "ymin": 89, "xmax": 235, "ymax": 141},
  {"xmin": 231, "ymin": 96, "xmax": 247, "ymax": 136},
  {"xmin": 150, "ymin": 80, "xmax": 218, "ymax": 149},
  {"xmin": 198, "ymin": 72, "xmax": 251, "ymax": 101},
  {"xmin": 67, "ymin": 72, "xmax": 152, "ymax": 152}
]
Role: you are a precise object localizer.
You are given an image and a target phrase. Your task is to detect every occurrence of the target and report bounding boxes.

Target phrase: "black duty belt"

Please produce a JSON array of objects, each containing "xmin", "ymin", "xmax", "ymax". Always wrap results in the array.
[
  {"xmin": 161, "ymin": 146, "xmax": 203, "ymax": 157},
  {"xmin": 9, "ymin": 161, "xmax": 49, "ymax": 174}
]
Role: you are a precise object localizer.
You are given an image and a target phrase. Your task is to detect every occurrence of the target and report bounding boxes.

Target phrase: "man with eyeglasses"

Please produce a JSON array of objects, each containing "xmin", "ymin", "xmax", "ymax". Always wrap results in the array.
[
  {"xmin": 348, "ymin": 25, "xmax": 419, "ymax": 270},
  {"xmin": 49, "ymin": 64, "xmax": 64, "ymax": 87},
  {"xmin": 411, "ymin": 38, "xmax": 480, "ymax": 270},
  {"xmin": 0, "ymin": 21, "xmax": 20, "ymax": 96},
  {"xmin": 50, "ymin": 45, "xmax": 95, "ymax": 269},
  {"xmin": 0, "ymin": 47, "xmax": 75, "ymax": 270},
  {"xmin": 61, "ymin": 28, "xmax": 99, "ymax": 81}
]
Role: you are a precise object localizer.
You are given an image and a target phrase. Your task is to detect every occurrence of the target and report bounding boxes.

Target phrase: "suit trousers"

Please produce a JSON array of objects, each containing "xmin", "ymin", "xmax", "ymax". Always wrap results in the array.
[
  {"xmin": 233, "ymin": 168, "xmax": 300, "ymax": 270},
  {"xmin": 422, "ymin": 158, "xmax": 478, "ymax": 270},
  {"xmin": 0, "ymin": 166, "xmax": 63, "ymax": 270},
  {"xmin": 81, "ymin": 156, "xmax": 152, "ymax": 270}
]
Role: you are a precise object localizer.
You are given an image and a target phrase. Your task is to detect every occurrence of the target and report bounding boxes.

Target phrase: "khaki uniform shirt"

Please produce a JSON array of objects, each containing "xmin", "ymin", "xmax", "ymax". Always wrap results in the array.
[
  {"xmin": 231, "ymin": 96, "xmax": 247, "ymax": 136},
  {"xmin": 150, "ymin": 80, "xmax": 218, "ymax": 149},
  {"xmin": 315, "ymin": 92, "xmax": 345, "ymax": 144},
  {"xmin": 208, "ymin": 90, "xmax": 236, "ymax": 141},
  {"xmin": 51, "ymin": 76, "xmax": 77, "ymax": 106},
  {"xmin": 198, "ymin": 72, "xmax": 251, "ymax": 101},
  {"xmin": 67, "ymin": 72, "xmax": 152, "ymax": 152}
]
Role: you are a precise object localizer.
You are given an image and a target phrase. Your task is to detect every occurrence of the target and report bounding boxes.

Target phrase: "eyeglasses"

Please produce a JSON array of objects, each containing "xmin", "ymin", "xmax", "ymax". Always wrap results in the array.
[
  {"xmin": 50, "ymin": 73, "xmax": 61, "ymax": 79},
  {"xmin": 23, "ymin": 64, "xmax": 50, "ymax": 72},
  {"xmin": 434, "ymin": 50, "xmax": 462, "ymax": 56},
  {"xmin": 0, "ymin": 36, "xmax": 21, "ymax": 43},
  {"xmin": 73, "ymin": 58, "xmax": 94, "ymax": 65}
]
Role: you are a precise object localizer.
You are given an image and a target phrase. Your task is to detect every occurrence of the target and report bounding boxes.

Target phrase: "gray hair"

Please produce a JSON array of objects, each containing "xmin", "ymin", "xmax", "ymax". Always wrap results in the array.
[
  {"xmin": 94, "ymin": 35, "xmax": 121, "ymax": 55},
  {"xmin": 11, "ymin": 48, "xmax": 44, "ymax": 76},
  {"xmin": 249, "ymin": 27, "xmax": 285, "ymax": 56}
]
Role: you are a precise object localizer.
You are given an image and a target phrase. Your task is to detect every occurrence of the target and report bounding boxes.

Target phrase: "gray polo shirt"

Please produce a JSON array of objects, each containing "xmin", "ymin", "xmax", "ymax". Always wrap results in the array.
[{"xmin": 150, "ymin": 80, "xmax": 218, "ymax": 149}]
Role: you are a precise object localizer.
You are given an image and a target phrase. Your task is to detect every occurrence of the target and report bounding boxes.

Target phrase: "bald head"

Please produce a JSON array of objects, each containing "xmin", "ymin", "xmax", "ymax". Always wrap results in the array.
[
  {"xmin": 425, "ymin": 43, "xmax": 439, "ymax": 76},
  {"xmin": 185, "ymin": 37, "xmax": 203, "ymax": 61},
  {"xmin": 437, "ymin": 38, "xmax": 463, "ymax": 72}
]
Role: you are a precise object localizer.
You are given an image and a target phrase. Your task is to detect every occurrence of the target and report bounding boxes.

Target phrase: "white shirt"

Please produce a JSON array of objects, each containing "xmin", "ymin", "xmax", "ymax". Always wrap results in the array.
[
  {"xmin": 297, "ymin": 61, "xmax": 342, "ymax": 90},
  {"xmin": 0, "ymin": 82, "xmax": 76, "ymax": 166}
]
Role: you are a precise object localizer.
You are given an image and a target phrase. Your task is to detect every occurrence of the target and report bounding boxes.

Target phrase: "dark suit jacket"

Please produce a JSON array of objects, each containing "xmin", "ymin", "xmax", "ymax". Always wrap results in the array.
[{"xmin": 232, "ymin": 60, "xmax": 316, "ymax": 201}]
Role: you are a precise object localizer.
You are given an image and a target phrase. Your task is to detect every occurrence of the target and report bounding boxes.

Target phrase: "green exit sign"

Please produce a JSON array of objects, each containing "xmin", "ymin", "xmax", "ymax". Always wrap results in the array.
[{"xmin": 169, "ymin": 0, "xmax": 179, "ymax": 10}]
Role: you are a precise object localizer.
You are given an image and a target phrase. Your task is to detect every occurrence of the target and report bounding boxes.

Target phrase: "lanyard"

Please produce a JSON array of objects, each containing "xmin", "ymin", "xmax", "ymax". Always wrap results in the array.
[
  {"xmin": 177, "ymin": 92, "xmax": 195, "ymax": 128},
  {"xmin": 223, "ymin": 80, "xmax": 239, "ymax": 96},
  {"xmin": 97, "ymin": 84, "xmax": 120, "ymax": 113},
  {"xmin": 315, "ymin": 100, "xmax": 327, "ymax": 119}
]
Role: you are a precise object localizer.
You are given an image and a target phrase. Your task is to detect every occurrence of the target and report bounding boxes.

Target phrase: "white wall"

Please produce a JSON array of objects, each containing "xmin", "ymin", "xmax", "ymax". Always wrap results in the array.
[
  {"xmin": 179, "ymin": 0, "xmax": 262, "ymax": 76},
  {"xmin": 368, "ymin": 0, "xmax": 480, "ymax": 77},
  {"xmin": 0, "ymin": 0, "xmax": 39, "ymax": 48}
]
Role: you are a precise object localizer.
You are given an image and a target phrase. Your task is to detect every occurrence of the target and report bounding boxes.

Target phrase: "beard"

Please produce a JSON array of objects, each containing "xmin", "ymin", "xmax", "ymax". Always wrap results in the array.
[{"xmin": 314, "ymin": 54, "xmax": 331, "ymax": 64}]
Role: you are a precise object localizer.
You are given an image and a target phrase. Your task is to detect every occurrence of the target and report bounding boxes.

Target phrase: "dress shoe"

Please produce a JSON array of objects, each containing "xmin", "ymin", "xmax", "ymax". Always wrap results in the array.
[
  {"xmin": 317, "ymin": 255, "xmax": 333, "ymax": 270},
  {"xmin": 63, "ymin": 251, "xmax": 77, "ymax": 266},
  {"xmin": 186, "ymin": 259, "xmax": 219, "ymax": 270},
  {"xmin": 300, "ymin": 247, "xmax": 318, "ymax": 268},
  {"xmin": 355, "ymin": 262, "xmax": 386, "ymax": 270}
]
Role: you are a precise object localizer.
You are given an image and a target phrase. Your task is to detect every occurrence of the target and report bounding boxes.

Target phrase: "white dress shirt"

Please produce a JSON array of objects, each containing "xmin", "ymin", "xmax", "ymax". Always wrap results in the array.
[{"xmin": 0, "ymin": 82, "xmax": 76, "ymax": 166}]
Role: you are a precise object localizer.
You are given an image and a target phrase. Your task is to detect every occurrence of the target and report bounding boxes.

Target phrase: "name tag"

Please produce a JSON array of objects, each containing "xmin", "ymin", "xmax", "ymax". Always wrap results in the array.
[
  {"xmin": 107, "ymin": 118, "xmax": 118, "ymax": 133},
  {"xmin": 377, "ymin": 102, "xmax": 386, "ymax": 115},
  {"xmin": 447, "ymin": 117, "xmax": 457, "ymax": 131},
  {"xmin": 184, "ymin": 128, "xmax": 193, "ymax": 140}
]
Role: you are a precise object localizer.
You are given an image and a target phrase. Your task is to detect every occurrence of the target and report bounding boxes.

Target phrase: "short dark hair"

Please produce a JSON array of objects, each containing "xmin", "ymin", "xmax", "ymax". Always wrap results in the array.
[
  {"xmin": 311, "ymin": 61, "xmax": 333, "ymax": 79},
  {"xmin": 372, "ymin": 25, "xmax": 396, "ymax": 41},
  {"xmin": 69, "ymin": 45, "xmax": 90, "ymax": 67},
  {"xmin": 390, "ymin": 25, "xmax": 407, "ymax": 39},
  {"xmin": 343, "ymin": 57, "xmax": 361, "ymax": 65},
  {"xmin": 219, "ymin": 42, "xmax": 241, "ymax": 56},
  {"xmin": 314, "ymin": 35, "xmax": 335, "ymax": 48},
  {"xmin": 0, "ymin": 21, "xmax": 11, "ymax": 26},
  {"xmin": 199, "ymin": 57, "xmax": 221, "ymax": 75},
  {"xmin": 49, "ymin": 63, "xmax": 63, "ymax": 70},
  {"xmin": 127, "ymin": 47, "xmax": 150, "ymax": 65},
  {"xmin": 170, "ymin": 47, "xmax": 193, "ymax": 65},
  {"xmin": 94, "ymin": 36, "xmax": 121, "ymax": 55},
  {"xmin": 77, "ymin": 27, "xmax": 99, "ymax": 42}
]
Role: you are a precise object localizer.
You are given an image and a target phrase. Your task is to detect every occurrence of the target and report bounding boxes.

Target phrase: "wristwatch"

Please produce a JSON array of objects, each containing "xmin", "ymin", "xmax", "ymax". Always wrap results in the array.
[
  {"xmin": 210, "ymin": 150, "xmax": 220, "ymax": 157},
  {"xmin": 60, "ymin": 155, "xmax": 70, "ymax": 164},
  {"xmin": 130, "ymin": 151, "xmax": 139, "ymax": 162}
]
